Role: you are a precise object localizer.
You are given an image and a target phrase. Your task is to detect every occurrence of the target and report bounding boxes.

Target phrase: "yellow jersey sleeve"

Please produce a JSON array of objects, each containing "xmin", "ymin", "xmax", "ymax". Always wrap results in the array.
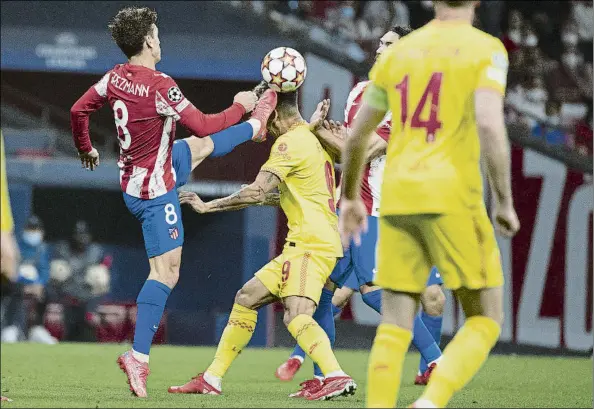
[
  {"xmin": 1, "ymin": 132, "xmax": 14, "ymax": 233},
  {"xmin": 475, "ymin": 39, "xmax": 508, "ymax": 95},
  {"xmin": 261, "ymin": 134, "xmax": 304, "ymax": 182}
]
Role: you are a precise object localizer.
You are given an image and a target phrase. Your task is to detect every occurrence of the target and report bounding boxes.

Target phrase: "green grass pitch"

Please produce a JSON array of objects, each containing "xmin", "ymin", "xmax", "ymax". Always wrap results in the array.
[{"xmin": 1, "ymin": 343, "xmax": 591, "ymax": 408}]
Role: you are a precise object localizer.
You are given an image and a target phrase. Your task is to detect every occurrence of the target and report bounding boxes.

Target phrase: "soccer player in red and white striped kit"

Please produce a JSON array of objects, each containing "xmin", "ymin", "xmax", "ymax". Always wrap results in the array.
[{"xmin": 70, "ymin": 6, "xmax": 277, "ymax": 398}]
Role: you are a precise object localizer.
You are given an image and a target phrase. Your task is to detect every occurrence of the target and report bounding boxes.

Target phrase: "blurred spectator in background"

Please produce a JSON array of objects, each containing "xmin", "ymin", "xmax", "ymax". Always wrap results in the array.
[
  {"xmin": 357, "ymin": 1, "xmax": 391, "ymax": 56},
  {"xmin": 502, "ymin": 9, "xmax": 523, "ymax": 53},
  {"xmin": 358, "ymin": 1, "xmax": 391, "ymax": 41},
  {"xmin": 506, "ymin": 75, "xmax": 549, "ymax": 128},
  {"xmin": 547, "ymin": 43, "xmax": 591, "ymax": 125},
  {"xmin": 571, "ymin": 102, "xmax": 594, "ymax": 156},
  {"xmin": 523, "ymin": 45, "xmax": 558, "ymax": 78},
  {"xmin": 48, "ymin": 220, "xmax": 111, "ymax": 342},
  {"xmin": 507, "ymin": 46, "xmax": 527, "ymax": 87},
  {"xmin": 532, "ymin": 100, "xmax": 568, "ymax": 146},
  {"xmin": 570, "ymin": 0, "xmax": 593, "ymax": 62},
  {"xmin": 16, "ymin": 215, "xmax": 56, "ymax": 343},
  {"xmin": 391, "ymin": 1, "xmax": 410, "ymax": 28},
  {"xmin": 324, "ymin": 0, "xmax": 359, "ymax": 41}
]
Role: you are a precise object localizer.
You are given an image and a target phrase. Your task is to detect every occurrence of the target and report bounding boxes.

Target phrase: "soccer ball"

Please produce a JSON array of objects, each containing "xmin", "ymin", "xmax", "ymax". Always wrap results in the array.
[{"xmin": 261, "ymin": 47, "xmax": 307, "ymax": 93}]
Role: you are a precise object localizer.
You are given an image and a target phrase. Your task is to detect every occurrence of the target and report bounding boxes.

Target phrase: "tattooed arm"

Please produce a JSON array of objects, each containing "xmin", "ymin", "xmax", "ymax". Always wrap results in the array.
[
  {"xmin": 241, "ymin": 183, "xmax": 280, "ymax": 207},
  {"xmin": 179, "ymin": 171, "xmax": 281, "ymax": 213}
]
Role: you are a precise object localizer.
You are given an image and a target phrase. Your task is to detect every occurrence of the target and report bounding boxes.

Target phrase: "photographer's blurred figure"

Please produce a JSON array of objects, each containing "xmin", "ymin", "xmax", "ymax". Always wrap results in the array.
[{"xmin": 49, "ymin": 220, "xmax": 111, "ymax": 342}]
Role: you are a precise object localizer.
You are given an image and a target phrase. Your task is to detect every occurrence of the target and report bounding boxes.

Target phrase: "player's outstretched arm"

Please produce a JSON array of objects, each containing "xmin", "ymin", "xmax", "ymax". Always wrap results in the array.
[
  {"xmin": 475, "ymin": 89, "xmax": 519, "ymax": 237},
  {"xmin": 179, "ymin": 170, "xmax": 281, "ymax": 213},
  {"xmin": 177, "ymin": 90, "xmax": 257, "ymax": 137},
  {"xmin": 241, "ymin": 184, "xmax": 280, "ymax": 207}
]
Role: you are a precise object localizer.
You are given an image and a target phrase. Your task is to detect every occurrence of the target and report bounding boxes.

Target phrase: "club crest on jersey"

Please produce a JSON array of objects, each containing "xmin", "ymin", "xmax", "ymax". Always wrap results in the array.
[
  {"xmin": 278, "ymin": 142, "xmax": 287, "ymax": 152},
  {"xmin": 167, "ymin": 86, "xmax": 183, "ymax": 103},
  {"xmin": 169, "ymin": 227, "xmax": 179, "ymax": 240}
]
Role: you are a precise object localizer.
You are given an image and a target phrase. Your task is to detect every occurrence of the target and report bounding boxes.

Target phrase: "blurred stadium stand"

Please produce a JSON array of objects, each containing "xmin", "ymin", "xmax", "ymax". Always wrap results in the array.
[{"xmin": 1, "ymin": 0, "xmax": 591, "ymax": 354}]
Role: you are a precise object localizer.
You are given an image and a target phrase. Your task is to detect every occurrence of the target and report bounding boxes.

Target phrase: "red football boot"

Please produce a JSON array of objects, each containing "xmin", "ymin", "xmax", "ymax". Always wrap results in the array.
[
  {"xmin": 305, "ymin": 376, "xmax": 357, "ymax": 401},
  {"xmin": 168, "ymin": 373, "xmax": 221, "ymax": 395},
  {"xmin": 1, "ymin": 396, "xmax": 12, "ymax": 402},
  {"xmin": 250, "ymin": 89, "xmax": 278, "ymax": 142},
  {"xmin": 414, "ymin": 362, "xmax": 437, "ymax": 386},
  {"xmin": 288, "ymin": 378, "xmax": 323, "ymax": 398},
  {"xmin": 275, "ymin": 357, "xmax": 303, "ymax": 382},
  {"xmin": 117, "ymin": 351, "xmax": 150, "ymax": 398}
]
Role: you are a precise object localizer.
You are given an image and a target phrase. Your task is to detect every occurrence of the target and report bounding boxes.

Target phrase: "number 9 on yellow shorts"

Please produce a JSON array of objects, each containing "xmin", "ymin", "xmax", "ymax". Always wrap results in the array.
[
  {"xmin": 375, "ymin": 208, "xmax": 504, "ymax": 293},
  {"xmin": 255, "ymin": 247, "xmax": 337, "ymax": 304}
]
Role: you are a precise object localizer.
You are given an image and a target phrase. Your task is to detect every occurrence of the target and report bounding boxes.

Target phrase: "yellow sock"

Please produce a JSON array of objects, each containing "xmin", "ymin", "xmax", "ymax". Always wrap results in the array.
[
  {"xmin": 287, "ymin": 314, "xmax": 342, "ymax": 375},
  {"xmin": 421, "ymin": 316, "xmax": 501, "ymax": 407},
  {"xmin": 206, "ymin": 304, "xmax": 257, "ymax": 378},
  {"xmin": 366, "ymin": 323, "xmax": 412, "ymax": 408}
]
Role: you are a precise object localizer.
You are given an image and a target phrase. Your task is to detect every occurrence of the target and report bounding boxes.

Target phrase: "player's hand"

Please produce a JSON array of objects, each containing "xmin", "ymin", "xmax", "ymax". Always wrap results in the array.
[
  {"xmin": 338, "ymin": 198, "xmax": 368, "ymax": 249},
  {"xmin": 179, "ymin": 191, "xmax": 209, "ymax": 213},
  {"xmin": 324, "ymin": 120, "xmax": 346, "ymax": 139},
  {"xmin": 309, "ymin": 99, "xmax": 330, "ymax": 132},
  {"xmin": 493, "ymin": 201, "xmax": 520, "ymax": 238},
  {"xmin": 234, "ymin": 91, "xmax": 258, "ymax": 113},
  {"xmin": 79, "ymin": 148, "xmax": 100, "ymax": 171}
]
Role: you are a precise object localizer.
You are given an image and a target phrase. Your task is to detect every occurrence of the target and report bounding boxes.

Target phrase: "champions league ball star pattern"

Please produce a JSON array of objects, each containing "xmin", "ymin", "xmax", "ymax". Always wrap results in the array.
[{"xmin": 261, "ymin": 47, "xmax": 307, "ymax": 93}]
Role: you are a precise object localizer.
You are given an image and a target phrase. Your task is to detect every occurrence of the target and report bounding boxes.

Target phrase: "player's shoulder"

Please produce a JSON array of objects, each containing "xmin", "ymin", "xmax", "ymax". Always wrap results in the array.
[{"xmin": 468, "ymin": 27, "xmax": 506, "ymax": 54}]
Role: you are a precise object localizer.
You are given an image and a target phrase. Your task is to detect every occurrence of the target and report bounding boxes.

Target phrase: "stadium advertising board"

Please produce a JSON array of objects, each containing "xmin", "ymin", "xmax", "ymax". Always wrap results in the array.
[{"xmin": 302, "ymin": 54, "xmax": 593, "ymax": 353}]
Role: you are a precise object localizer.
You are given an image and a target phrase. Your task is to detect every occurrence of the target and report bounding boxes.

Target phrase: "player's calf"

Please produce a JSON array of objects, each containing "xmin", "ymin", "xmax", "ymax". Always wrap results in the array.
[
  {"xmin": 284, "ymin": 296, "xmax": 354, "ymax": 395},
  {"xmin": 168, "ymin": 278, "xmax": 275, "ymax": 394},
  {"xmin": 147, "ymin": 246, "xmax": 182, "ymax": 288}
]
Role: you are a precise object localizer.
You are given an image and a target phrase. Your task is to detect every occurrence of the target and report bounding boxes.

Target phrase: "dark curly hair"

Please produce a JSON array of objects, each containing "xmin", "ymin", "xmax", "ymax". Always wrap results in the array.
[
  {"xmin": 391, "ymin": 25, "xmax": 413, "ymax": 38},
  {"xmin": 108, "ymin": 7, "xmax": 157, "ymax": 58}
]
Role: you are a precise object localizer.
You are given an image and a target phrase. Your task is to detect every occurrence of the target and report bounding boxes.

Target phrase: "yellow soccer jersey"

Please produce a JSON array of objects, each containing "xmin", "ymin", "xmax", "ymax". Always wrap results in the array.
[
  {"xmin": 261, "ymin": 124, "xmax": 342, "ymax": 257},
  {"xmin": 365, "ymin": 20, "xmax": 508, "ymax": 215},
  {"xmin": 1, "ymin": 131, "xmax": 14, "ymax": 232}
]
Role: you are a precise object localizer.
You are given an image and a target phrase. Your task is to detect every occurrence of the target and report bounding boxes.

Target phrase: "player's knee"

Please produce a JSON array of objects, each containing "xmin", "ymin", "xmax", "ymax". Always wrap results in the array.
[
  {"xmin": 421, "ymin": 285, "xmax": 445, "ymax": 316},
  {"xmin": 234, "ymin": 287, "xmax": 256, "ymax": 309}
]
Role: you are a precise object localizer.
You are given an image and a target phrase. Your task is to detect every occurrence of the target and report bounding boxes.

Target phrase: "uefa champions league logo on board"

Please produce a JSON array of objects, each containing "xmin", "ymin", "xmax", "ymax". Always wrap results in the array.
[{"xmin": 35, "ymin": 32, "xmax": 97, "ymax": 70}]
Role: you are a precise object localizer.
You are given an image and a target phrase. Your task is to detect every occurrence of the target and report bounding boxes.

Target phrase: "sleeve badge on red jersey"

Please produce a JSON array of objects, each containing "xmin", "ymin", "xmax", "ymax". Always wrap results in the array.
[{"xmin": 167, "ymin": 86, "xmax": 183, "ymax": 103}]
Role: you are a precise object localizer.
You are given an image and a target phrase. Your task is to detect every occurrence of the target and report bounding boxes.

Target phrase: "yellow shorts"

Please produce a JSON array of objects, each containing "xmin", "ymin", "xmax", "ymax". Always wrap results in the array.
[
  {"xmin": 255, "ymin": 247, "xmax": 337, "ymax": 304},
  {"xmin": 376, "ymin": 207, "xmax": 504, "ymax": 293}
]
